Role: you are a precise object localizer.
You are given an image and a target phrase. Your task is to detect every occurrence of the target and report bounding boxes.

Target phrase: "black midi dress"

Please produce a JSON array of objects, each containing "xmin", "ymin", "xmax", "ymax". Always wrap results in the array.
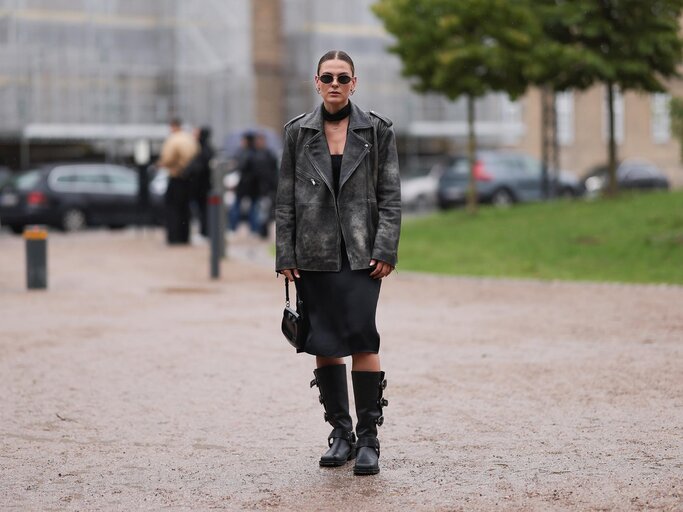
[{"xmin": 296, "ymin": 154, "xmax": 382, "ymax": 357}]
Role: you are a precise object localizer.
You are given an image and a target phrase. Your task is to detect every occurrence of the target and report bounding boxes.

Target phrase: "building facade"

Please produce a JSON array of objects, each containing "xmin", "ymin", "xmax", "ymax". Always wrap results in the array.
[{"xmin": 0, "ymin": 0, "xmax": 261, "ymax": 166}]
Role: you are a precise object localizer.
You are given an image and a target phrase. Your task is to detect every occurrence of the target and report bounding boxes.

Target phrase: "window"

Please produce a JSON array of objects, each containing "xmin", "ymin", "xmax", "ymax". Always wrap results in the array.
[
  {"xmin": 501, "ymin": 94, "xmax": 522, "ymax": 145},
  {"xmin": 651, "ymin": 93, "xmax": 671, "ymax": 144},
  {"xmin": 556, "ymin": 91, "xmax": 574, "ymax": 146},
  {"xmin": 107, "ymin": 167, "xmax": 138, "ymax": 195},
  {"xmin": 603, "ymin": 87, "xmax": 624, "ymax": 145}
]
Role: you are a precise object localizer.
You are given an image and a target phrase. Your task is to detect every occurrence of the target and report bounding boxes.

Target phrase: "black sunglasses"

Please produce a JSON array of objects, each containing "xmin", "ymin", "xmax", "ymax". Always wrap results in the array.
[{"xmin": 319, "ymin": 73, "xmax": 353, "ymax": 85}]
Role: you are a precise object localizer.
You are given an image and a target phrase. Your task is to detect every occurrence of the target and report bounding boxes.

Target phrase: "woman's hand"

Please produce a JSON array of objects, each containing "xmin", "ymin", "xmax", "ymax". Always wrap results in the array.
[
  {"xmin": 281, "ymin": 269, "xmax": 300, "ymax": 282},
  {"xmin": 369, "ymin": 259, "xmax": 394, "ymax": 279}
]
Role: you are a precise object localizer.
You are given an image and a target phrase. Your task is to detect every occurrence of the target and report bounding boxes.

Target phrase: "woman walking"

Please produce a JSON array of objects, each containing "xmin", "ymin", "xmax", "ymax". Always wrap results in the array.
[{"xmin": 275, "ymin": 50, "xmax": 401, "ymax": 475}]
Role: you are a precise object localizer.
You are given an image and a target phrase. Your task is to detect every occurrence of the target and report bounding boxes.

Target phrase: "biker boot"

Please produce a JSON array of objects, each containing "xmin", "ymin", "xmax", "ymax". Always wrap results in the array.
[
  {"xmin": 311, "ymin": 364, "xmax": 356, "ymax": 467},
  {"xmin": 351, "ymin": 370, "xmax": 388, "ymax": 476}
]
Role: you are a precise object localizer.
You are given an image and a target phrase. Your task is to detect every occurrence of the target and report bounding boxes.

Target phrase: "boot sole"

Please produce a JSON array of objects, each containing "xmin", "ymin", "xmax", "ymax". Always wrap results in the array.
[
  {"xmin": 353, "ymin": 466, "xmax": 380, "ymax": 475},
  {"xmin": 320, "ymin": 451, "xmax": 356, "ymax": 467},
  {"xmin": 319, "ymin": 460, "xmax": 347, "ymax": 467}
]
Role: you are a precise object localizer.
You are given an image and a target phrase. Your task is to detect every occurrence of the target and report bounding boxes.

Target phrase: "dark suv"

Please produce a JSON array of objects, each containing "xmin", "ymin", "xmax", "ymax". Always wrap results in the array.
[
  {"xmin": 437, "ymin": 151, "xmax": 583, "ymax": 209},
  {"xmin": 0, "ymin": 163, "xmax": 163, "ymax": 234}
]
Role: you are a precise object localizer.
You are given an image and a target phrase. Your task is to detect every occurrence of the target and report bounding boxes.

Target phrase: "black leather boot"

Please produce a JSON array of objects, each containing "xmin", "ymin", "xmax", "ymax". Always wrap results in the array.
[
  {"xmin": 311, "ymin": 364, "xmax": 356, "ymax": 467},
  {"xmin": 352, "ymin": 370, "xmax": 388, "ymax": 475}
]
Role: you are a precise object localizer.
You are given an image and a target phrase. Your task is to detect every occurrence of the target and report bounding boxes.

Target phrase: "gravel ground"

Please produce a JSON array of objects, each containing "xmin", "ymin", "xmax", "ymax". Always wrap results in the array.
[{"xmin": 0, "ymin": 228, "xmax": 682, "ymax": 511}]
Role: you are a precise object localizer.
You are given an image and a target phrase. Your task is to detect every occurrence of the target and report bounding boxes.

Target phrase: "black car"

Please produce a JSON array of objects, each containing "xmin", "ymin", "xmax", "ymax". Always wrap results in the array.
[
  {"xmin": 583, "ymin": 159, "xmax": 671, "ymax": 197},
  {"xmin": 437, "ymin": 151, "xmax": 583, "ymax": 209},
  {"xmin": 0, "ymin": 163, "xmax": 163, "ymax": 234}
]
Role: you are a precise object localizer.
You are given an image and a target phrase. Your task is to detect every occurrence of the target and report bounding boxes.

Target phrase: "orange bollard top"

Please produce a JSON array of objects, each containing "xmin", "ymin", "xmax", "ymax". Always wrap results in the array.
[{"xmin": 23, "ymin": 225, "xmax": 48, "ymax": 240}]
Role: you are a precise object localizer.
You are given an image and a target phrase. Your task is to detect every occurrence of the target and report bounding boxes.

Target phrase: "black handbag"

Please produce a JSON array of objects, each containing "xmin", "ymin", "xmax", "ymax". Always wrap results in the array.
[{"xmin": 281, "ymin": 278, "xmax": 307, "ymax": 350}]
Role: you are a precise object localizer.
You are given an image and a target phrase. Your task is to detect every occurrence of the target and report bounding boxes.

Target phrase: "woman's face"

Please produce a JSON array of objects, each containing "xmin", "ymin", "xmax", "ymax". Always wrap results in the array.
[{"xmin": 315, "ymin": 59, "xmax": 356, "ymax": 110}]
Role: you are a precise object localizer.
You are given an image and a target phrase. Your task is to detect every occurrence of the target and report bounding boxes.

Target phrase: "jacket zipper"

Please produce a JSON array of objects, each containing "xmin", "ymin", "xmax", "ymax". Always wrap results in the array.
[
  {"xmin": 304, "ymin": 144, "xmax": 343, "ymax": 270},
  {"xmin": 295, "ymin": 171, "xmax": 318, "ymax": 186},
  {"xmin": 304, "ymin": 140, "xmax": 371, "ymax": 271}
]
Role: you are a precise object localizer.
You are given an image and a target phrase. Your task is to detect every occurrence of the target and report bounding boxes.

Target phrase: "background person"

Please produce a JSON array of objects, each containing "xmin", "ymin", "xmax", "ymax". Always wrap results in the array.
[
  {"xmin": 229, "ymin": 132, "xmax": 273, "ymax": 236},
  {"xmin": 254, "ymin": 132, "xmax": 279, "ymax": 239},
  {"xmin": 275, "ymin": 50, "xmax": 401, "ymax": 476},
  {"xmin": 186, "ymin": 126, "xmax": 214, "ymax": 238},
  {"xmin": 158, "ymin": 118, "xmax": 199, "ymax": 245}
]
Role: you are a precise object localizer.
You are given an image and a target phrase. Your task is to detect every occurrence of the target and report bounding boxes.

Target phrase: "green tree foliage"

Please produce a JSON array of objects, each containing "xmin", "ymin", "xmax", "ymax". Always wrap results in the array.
[
  {"xmin": 373, "ymin": 0, "xmax": 541, "ymax": 211},
  {"xmin": 525, "ymin": 0, "xmax": 683, "ymax": 196},
  {"xmin": 374, "ymin": 0, "xmax": 683, "ymax": 203}
]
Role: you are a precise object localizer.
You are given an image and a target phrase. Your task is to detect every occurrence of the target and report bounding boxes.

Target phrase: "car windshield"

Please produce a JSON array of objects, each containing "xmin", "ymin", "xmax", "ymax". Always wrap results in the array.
[
  {"xmin": 11, "ymin": 170, "xmax": 42, "ymax": 190},
  {"xmin": 443, "ymin": 158, "xmax": 469, "ymax": 177}
]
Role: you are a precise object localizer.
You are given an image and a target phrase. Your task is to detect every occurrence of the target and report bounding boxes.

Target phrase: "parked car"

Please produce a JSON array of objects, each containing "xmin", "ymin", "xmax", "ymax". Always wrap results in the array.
[
  {"xmin": 0, "ymin": 163, "xmax": 164, "ymax": 234},
  {"xmin": 437, "ymin": 151, "xmax": 583, "ymax": 209},
  {"xmin": 582, "ymin": 159, "xmax": 670, "ymax": 197},
  {"xmin": 401, "ymin": 162, "xmax": 442, "ymax": 212}
]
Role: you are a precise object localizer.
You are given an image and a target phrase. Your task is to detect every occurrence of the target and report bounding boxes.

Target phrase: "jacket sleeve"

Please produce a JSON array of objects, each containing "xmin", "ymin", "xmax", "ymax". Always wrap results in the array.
[
  {"xmin": 275, "ymin": 126, "xmax": 298, "ymax": 271},
  {"xmin": 372, "ymin": 123, "xmax": 401, "ymax": 266}
]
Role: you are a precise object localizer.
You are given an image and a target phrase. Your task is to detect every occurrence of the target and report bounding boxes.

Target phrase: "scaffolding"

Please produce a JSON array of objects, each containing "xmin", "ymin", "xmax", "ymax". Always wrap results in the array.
[{"xmin": 0, "ymin": 0, "xmax": 253, "ymax": 164}]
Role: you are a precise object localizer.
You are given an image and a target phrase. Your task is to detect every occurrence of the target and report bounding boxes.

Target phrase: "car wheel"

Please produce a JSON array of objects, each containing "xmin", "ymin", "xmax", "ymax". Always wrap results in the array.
[
  {"xmin": 491, "ymin": 188, "xmax": 514, "ymax": 207},
  {"xmin": 61, "ymin": 208, "xmax": 87, "ymax": 232}
]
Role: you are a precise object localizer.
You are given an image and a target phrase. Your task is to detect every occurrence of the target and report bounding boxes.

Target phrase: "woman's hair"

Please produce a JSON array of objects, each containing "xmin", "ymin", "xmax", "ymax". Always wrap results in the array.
[{"xmin": 317, "ymin": 50, "xmax": 355, "ymax": 75}]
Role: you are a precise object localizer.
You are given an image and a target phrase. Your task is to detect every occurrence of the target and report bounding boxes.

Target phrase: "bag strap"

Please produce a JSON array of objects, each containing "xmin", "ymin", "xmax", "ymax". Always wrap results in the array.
[{"xmin": 285, "ymin": 278, "xmax": 291, "ymax": 306}]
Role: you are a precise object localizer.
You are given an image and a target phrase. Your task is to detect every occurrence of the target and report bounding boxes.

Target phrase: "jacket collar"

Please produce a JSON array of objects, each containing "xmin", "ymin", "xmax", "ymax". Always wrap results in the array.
[{"xmin": 300, "ymin": 101, "xmax": 373, "ymax": 132}]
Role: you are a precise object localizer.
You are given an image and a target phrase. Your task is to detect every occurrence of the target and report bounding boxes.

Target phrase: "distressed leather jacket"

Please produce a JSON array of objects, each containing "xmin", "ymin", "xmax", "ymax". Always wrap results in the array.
[{"xmin": 275, "ymin": 102, "xmax": 401, "ymax": 272}]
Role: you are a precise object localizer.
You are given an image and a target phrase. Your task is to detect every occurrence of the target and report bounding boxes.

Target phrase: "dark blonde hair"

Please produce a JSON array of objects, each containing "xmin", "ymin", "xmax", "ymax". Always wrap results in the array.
[{"xmin": 317, "ymin": 50, "xmax": 355, "ymax": 75}]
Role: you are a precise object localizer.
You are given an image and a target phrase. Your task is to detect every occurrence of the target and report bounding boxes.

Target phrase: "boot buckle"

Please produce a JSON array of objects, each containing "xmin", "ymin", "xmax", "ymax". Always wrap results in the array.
[
  {"xmin": 379, "ymin": 398, "xmax": 388, "ymax": 407},
  {"xmin": 310, "ymin": 378, "xmax": 318, "ymax": 388},
  {"xmin": 380, "ymin": 379, "xmax": 387, "ymax": 390},
  {"xmin": 376, "ymin": 415, "xmax": 384, "ymax": 427}
]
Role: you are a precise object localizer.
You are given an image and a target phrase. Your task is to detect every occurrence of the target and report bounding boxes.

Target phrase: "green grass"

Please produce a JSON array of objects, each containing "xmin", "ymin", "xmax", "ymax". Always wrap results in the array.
[{"xmin": 399, "ymin": 190, "xmax": 683, "ymax": 284}]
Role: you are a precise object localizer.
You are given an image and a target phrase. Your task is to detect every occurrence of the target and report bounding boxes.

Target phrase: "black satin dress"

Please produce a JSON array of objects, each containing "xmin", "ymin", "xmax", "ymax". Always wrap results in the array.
[{"xmin": 296, "ymin": 154, "xmax": 381, "ymax": 357}]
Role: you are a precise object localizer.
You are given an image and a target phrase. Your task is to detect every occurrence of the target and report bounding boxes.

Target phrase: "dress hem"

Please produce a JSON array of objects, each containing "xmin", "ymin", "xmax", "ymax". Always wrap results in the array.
[{"xmin": 297, "ymin": 349, "xmax": 379, "ymax": 357}]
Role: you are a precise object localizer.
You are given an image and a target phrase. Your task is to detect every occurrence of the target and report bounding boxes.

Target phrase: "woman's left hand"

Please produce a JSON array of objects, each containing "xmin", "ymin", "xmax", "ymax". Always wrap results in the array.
[{"xmin": 369, "ymin": 259, "xmax": 394, "ymax": 279}]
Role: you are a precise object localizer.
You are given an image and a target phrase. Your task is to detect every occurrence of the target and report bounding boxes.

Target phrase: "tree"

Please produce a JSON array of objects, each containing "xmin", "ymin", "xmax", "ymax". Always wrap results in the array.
[
  {"xmin": 373, "ymin": 0, "xmax": 541, "ymax": 212},
  {"xmin": 530, "ymin": 0, "xmax": 683, "ymax": 196}
]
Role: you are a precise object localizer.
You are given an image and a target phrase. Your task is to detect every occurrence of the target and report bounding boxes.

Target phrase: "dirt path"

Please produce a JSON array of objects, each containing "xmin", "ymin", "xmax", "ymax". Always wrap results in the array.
[{"xmin": 1, "ymin": 228, "xmax": 681, "ymax": 511}]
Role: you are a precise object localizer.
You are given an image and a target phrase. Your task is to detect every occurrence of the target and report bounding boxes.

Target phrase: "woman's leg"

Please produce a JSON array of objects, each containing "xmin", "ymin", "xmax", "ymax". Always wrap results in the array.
[
  {"xmin": 351, "ymin": 352, "xmax": 380, "ymax": 371},
  {"xmin": 312, "ymin": 355, "xmax": 355, "ymax": 466},
  {"xmin": 350, "ymin": 352, "xmax": 386, "ymax": 475},
  {"xmin": 316, "ymin": 356, "xmax": 345, "ymax": 368}
]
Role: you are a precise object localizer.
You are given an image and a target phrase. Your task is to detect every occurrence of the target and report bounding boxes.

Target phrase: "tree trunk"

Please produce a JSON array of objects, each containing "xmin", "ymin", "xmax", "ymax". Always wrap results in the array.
[
  {"xmin": 540, "ymin": 87, "xmax": 551, "ymax": 200},
  {"xmin": 606, "ymin": 82, "xmax": 618, "ymax": 197},
  {"xmin": 467, "ymin": 94, "xmax": 478, "ymax": 213},
  {"xmin": 551, "ymin": 90, "xmax": 560, "ymax": 198}
]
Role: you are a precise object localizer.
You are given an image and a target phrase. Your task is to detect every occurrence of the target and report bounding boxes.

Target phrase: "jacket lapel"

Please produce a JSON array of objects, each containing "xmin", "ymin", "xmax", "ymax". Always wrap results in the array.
[
  {"xmin": 339, "ymin": 103, "xmax": 373, "ymax": 191},
  {"xmin": 301, "ymin": 106, "xmax": 334, "ymax": 193},
  {"xmin": 300, "ymin": 102, "xmax": 374, "ymax": 195}
]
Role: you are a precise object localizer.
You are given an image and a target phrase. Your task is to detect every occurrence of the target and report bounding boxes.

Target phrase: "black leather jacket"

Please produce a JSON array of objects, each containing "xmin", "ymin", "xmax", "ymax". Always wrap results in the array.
[{"xmin": 275, "ymin": 102, "xmax": 401, "ymax": 272}]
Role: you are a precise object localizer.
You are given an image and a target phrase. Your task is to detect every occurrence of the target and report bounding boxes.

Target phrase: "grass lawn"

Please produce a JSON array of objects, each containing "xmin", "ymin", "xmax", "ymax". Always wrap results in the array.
[{"xmin": 399, "ymin": 190, "xmax": 683, "ymax": 284}]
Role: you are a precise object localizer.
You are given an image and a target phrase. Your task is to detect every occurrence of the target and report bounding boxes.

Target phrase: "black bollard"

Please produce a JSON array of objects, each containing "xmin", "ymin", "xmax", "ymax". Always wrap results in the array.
[
  {"xmin": 208, "ymin": 194, "xmax": 221, "ymax": 279},
  {"xmin": 24, "ymin": 225, "xmax": 48, "ymax": 289}
]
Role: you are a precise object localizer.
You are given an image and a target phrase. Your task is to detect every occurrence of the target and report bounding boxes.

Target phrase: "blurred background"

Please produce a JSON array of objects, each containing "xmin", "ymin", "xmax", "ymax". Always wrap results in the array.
[{"xmin": 0, "ymin": 0, "xmax": 681, "ymax": 231}]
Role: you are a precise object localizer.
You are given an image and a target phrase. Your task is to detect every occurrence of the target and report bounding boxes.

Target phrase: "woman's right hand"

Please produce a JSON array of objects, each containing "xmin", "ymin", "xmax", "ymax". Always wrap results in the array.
[{"xmin": 281, "ymin": 269, "xmax": 300, "ymax": 282}]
